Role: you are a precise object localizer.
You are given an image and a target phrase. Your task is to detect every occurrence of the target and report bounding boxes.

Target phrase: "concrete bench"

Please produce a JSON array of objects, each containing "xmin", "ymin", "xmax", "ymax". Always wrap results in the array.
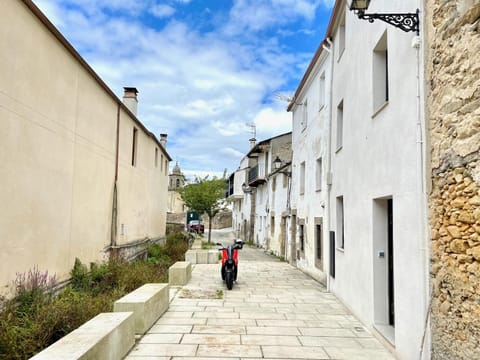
[
  {"xmin": 185, "ymin": 250, "xmax": 218, "ymax": 264},
  {"xmin": 169, "ymin": 261, "xmax": 192, "ymax": 286},
  {"xmin": 31, "ymin": 312, "xmax": 134, "ymax": 360},
  {"xmin": 114, "ymin": 283, "xmax": 169, "ymax": 335}
]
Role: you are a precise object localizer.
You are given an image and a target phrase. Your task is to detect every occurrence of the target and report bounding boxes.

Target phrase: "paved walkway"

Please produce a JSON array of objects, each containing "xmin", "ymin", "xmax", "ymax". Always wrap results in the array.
[{"xmin": 126, "ymin": 230, "xmax": 395, "ymax": 360}]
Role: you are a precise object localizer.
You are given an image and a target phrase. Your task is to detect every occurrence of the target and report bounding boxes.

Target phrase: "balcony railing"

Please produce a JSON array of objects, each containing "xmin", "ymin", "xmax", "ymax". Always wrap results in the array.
[{"xmin": 248, "ymin": 164, "xmax": 266, "ymax": 187}]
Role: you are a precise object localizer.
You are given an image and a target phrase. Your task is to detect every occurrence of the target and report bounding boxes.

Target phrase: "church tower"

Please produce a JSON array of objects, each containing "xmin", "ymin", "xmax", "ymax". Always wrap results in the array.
[{"xmin": 168, "ymin": 162, "xmax": 184, "ymax": 191}]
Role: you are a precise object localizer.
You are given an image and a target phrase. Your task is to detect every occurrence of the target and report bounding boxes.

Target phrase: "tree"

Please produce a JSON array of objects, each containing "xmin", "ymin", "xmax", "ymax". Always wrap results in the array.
[{"xmin": 178, "ymin": 176, "xmax": 227, "ymax": 243}]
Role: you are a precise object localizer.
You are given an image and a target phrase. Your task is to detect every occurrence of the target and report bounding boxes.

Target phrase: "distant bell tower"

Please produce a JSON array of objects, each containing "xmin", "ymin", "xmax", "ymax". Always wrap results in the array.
[{"xmin": 169, "ymin": 162, "xmax": 184, "ymax": 191}]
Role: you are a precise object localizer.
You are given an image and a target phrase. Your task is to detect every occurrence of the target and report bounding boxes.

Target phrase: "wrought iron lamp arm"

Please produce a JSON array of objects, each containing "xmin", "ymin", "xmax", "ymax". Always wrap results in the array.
[{"xmin": 357, "ymin": 9, "xmax": 419, "ymax": 35}]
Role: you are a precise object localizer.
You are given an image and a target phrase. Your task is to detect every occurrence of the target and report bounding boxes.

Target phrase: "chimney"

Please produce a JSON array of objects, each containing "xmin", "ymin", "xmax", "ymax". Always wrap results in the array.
[
  {"xmin": 123, "ymin": 87, "xmax": 138, "ymax": 116},
  {"xmin": 160, "ymin": 134, "xmax": 168, "ymax": 148},
  {"xmin": 249, "ymin": 137, "xmax": 256, "ymax": 149}
]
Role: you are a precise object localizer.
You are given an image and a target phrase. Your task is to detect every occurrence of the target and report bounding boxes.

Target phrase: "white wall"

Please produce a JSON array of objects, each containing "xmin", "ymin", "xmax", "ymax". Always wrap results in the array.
[
  {"xmin": 268, "ymin": 172, "xmax": 291, "ymax": 258},
  {"xmin": 290, "ymin": 48, "xmax": 331, "ymax": 285},
  {"xmin": 230, "ymin": 156, "xmax": 251, "ymax": 241},
  {"xmin": 254, "ymin": 152, "xmax": 269, "ymax": 247},
  {"xmin": 327, "ymin": 1, "xmax": 428, "ymax": 359}
]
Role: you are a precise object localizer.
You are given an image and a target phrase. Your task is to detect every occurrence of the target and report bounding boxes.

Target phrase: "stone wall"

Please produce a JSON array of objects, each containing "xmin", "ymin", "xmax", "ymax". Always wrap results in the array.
[
  {"xmin": 166, "ymin": 211, "xmax": 232, "ymax": 230},
  {"xmin": 202, "ymin": 210, "xmax": 232, "ymax": 229},
  {"xmin": 427, "ymin": 1, "xmax": 480, "ymax": 358}
]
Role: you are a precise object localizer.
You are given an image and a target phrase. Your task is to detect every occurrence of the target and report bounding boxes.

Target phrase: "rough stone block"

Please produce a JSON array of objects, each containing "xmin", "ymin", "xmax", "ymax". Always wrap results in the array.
[
  {"xmin": 31, "ymin": 312, "xmax": 134, "ymax": 360},
  {"xmin": 185, "ymin": 250, "xmax": 197, "ymax": 263},
  {"xmin": 114, "ymin": 283, "xmax": 169, "ymax": 335},
  {"xmin": 169, "ymin": 261, "xmax": 192, "ymax": 286},
  {"xmin": 208, "ymin": 250, "xmax": 219, "ymax": 264},
  {"xmin": 196, "ymin": 250, "xmax": 209, "ymax": 264},
  {"xmin": 185, "ymin": 250, "xmax": 218, "ymax": 264}
]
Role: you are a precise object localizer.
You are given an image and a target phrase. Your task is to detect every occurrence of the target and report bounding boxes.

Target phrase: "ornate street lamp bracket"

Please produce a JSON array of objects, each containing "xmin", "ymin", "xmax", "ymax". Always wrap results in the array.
[{"xmin": 355, "ymin": 9, "xmax": 420, "ymax": 35}]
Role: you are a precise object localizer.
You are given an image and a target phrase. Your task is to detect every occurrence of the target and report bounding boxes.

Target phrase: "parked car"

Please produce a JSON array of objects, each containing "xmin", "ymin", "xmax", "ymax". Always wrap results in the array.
[{"xmin": 187, "ymin": 220, "xmax": 205, "ymax": 233}]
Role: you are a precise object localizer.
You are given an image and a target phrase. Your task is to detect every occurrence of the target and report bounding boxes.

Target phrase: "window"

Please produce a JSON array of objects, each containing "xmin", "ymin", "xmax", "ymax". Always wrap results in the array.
[
  {"xmin": 300, "ymin": 100, "xmax": 308, "ymax": 130},
  {"xmin": 319, "ymin": 72, "xmax": 326, "ymax": 110},
  {"xmin": 161, "ymin": 154, "xmax": 164, "ymax": 172},
  {"xmin": 271, "ymin": 216, "xmax": 275, "ymax": 236},
  {"xmin": 337, "ymin": 196, "xmax": 344, "ymax": 249},
  {"xmin": 373, "ymin": 31, "xmax": 389, "ymax": 113},
  {"xmin": 165, "ymin": 160, "xmax": 168, "ymax": 174},
  {"xmin": 155, "ymin": 147, "xmax": 158, "ymax": 167},
  {"xmin": 131, "ymin": 127, "xmax": 138, "ymax": 166},
  {"xmin": 338, "ymin": 15, "xmax": 346, "ymax": 60},
  {"xmin": 300, "ymin": 161, "xmax": 306, "ymax": 195},
  {"xmin": 299, "ymin": 224, "xmax": 305, "ymax": 251},
  {"xmin": 272, "ymin": 178, "xmax": 276, "ymax": 208},
  {"xmin": 176, "ymin": 179, "xmax": 180, "ymax": 187},
  {"xmin": 316, "ymin": 223, "xmax": 323, "ymax": 266},
  {"xmin": 336, "ymin": 100, "xmax": 343, "ymax": 152},
  {"xmin": 316, "ymin": 157, "xmax": 323, "ymax": 191}
]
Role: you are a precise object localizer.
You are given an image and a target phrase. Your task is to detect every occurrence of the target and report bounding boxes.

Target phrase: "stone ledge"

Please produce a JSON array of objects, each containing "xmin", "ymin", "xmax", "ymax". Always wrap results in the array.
[
  {"xmin": 185, "ymin": 249, "xmax": 218, "ymax": 264},
  {"xmin": 114, "ymin": 283, "xmax": 169, "ymax": 335},
  {"xmin": 169, "ymin": 261, "xmax": 192, "ymax": 286},
  {"xmin": 31, "ymin": 312, "xmax": 134, "ymax": 360}
]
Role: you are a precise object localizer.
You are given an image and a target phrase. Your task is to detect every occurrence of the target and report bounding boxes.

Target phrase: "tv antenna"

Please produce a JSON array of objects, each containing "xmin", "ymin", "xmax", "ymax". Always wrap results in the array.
[
  {"xmin": 274, "ymin": 92, "xmax": 304, "ymax": 106},
  {"xmin": 246, "ymin": 123, "xmax": 256, "ymax": 139}
]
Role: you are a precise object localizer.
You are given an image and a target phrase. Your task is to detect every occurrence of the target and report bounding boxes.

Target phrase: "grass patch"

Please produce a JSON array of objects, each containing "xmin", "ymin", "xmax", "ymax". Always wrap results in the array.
[
  {"xmin": 201, "ymin": 241, "xmax": 216, "ymax": 249},
  {"xmin": 0, "ymin": 232, "xmax": 188, "ymax": 359}
]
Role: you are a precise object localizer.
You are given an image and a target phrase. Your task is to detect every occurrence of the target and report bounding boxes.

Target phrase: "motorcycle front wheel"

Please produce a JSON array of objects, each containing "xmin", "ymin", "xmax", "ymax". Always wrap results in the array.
[{"xmin": 225, "ymin": 271, "xmax": 234, "ymax": 290}]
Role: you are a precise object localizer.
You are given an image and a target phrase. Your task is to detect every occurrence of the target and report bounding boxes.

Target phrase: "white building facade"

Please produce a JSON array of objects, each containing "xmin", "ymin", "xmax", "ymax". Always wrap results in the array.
[
  {"xmin": 310, "ymin": 1, "xmax": 428, "ymax": 359},
  {"xmin": 229, "ymin": 1, "xmax": 429, "ymax": 358},
  {"xmin": 230, "ymin": 133, "xmax": 292, "ymax": 252},
  {"xmin": 288, "ymin": 39, "xmax": 332, "ymax": 285},
  {"xmin": 228, "ymin": 155, "xmax": 251, "ymax": 241}
]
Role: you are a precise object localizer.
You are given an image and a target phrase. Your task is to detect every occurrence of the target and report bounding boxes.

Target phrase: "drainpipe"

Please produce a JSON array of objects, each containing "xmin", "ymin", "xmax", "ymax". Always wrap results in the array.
[
  {"xmin": 413, "ymin": 7, "xmax": 431, "ymax": 357},
  {"xmin": 325, "ymin": 37, "xmax": 334, "ymax": 292},
  {"xmin": 110, "ymin": 102, "xmax": 120, "ymax": 258}
]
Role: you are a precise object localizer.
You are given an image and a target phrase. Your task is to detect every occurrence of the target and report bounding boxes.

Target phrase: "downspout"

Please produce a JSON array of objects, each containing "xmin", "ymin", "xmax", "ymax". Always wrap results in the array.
[
  {"xmin": 110, "ymin": 102, "xmax": 121, "ymax": 258},
  {"xmin": 414, "ymin": 5, "xmax": 431, "ymax": 357},
  {"xmin": 324, "ymin": 37, "xmax": 334, "ymax": 291}
]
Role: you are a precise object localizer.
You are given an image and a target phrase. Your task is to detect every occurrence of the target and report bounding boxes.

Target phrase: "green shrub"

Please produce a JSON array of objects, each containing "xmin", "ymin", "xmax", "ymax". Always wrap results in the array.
[
  {"xmin": 164, "ymin": 232, "xmax": 189, "ymax": 262},
  {"xmin": 70, "ymin": 258, "xmax": 89, "ymax": 292},
  {"xmin": 0, "ymin": 236, "xmax": 189, "ymax": 359}
]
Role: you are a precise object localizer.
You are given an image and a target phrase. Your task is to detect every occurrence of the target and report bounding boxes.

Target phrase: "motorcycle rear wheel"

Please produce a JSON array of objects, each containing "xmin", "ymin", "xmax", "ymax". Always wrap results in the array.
[{"xmin": 225, "ymin": 271, "xmax": 234, "ymax": 290}]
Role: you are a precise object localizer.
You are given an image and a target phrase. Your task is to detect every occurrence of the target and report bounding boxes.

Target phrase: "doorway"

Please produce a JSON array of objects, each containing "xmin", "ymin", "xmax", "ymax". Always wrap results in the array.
[
  {"xmin": 290, "ymin": 215, "xmax": 297, "ymax": 266},
  {"xmin": 387, "ymin": 199, "xmax": 394, "ymax": 326},
  {"xmin": 314, "ymin": 217, "xmax": 323, "ymax": 270},
  {"xmin": 373, "ymin": 197, "xmax": 395, "ymax": 342}
]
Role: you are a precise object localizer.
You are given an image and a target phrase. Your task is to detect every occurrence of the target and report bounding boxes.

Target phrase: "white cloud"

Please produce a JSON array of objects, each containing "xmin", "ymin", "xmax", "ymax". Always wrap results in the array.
[
  {"xmin": 31, "ymin": 0, "xmax": 327, "ymax": 179},
  {"xmin": 221, "ymin": 148, "xmax": 245, "ymax": 158},
  {"xmin": 150, "ymin": 4, "xmax": 176, "ymax": 18},
  {"xmin": 32, "ymin": 0, "xmax": 65, "ymax": 26},
  {"xmin": 225, "ymin": 0, "xmax": 325, "ymax": 34},
  {"xmin": 253, "ymin": 107, "xmax": 292, "ymax": 138}
]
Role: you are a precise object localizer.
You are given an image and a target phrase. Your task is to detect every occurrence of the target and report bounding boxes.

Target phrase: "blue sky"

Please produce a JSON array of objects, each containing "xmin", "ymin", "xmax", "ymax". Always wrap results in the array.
[{"xmin": 33, "ymin": 0, "xmax": 334, "ymax": 180}]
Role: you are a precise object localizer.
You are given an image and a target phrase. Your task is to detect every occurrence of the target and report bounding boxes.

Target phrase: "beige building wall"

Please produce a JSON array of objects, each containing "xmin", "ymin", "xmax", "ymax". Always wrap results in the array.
[
  {"xmin": 168, "ymin": 191, "xmax": 185, "ymax": 214},
  {"xmin": 0, "ymin": 0, "xmax": 170, "ymax": 294},
  {"xmin": 426, "ymin": 1, "xmax": 480, "ymax": 358}
]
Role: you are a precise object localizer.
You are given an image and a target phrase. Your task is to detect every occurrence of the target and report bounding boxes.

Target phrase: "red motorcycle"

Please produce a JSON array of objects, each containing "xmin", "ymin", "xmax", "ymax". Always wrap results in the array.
[{"xmin": 217, "ymin": 239, "xmax": 243, "ymax": 290}]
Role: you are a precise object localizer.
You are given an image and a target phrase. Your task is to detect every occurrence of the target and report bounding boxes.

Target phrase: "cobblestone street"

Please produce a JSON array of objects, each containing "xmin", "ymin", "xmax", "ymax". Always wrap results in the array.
[{"xmin": 125, "ymin": 229, "xmax": 395, "ymax": 360}]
